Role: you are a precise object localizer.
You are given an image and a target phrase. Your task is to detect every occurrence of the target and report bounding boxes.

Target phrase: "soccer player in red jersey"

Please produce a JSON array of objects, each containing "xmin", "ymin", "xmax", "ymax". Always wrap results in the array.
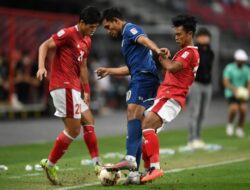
[
  {"xmin": 36, "ymin": 7, "xmax": 101, "ymax": 185},
  {"xmin": 140, "ymin": 14, "xmax": 199, "ymax": 182}
]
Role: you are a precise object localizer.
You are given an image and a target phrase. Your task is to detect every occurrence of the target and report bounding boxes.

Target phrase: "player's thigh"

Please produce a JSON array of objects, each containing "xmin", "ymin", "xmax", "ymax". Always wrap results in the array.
[
  {"xmin": 228, "ymin": 102, "xmax": 239, "ymax": 113},
  {"xmin": 142, "ymin": 111, "xmax": 162, "ymax": 130},
  {"xmin": 239, "ymin": 102, "xmax": 248, "ymax": 113}
]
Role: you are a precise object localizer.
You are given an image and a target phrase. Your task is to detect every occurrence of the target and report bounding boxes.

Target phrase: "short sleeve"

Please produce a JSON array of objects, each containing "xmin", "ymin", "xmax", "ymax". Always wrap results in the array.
[
  {"xmin": 223, "ymin": 65, "xmax": 231, "ymax": 79},
  {"xmin": 174, "ymin": 49, "xmax": 194, "ymax": 69},
  {"xmin": 247, "ymin": 66, "xmax": 250, "ymax": 81},
  {"xmin": 124, "ymin": 24, "xmax": 146, "ymax": 42},
  {"xmin": 51, "ymin": 28, "xmax": 69, "ymax": 47}
]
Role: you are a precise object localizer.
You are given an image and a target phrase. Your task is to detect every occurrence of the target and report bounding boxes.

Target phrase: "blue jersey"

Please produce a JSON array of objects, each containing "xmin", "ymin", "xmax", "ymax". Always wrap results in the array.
[
  {"xmin": 121, "ymin": 23, "xmax": 160, "ymax": 108},
  {"xmin": 121, "ymin": 22, "xmax": 159, "ymax": 81}
]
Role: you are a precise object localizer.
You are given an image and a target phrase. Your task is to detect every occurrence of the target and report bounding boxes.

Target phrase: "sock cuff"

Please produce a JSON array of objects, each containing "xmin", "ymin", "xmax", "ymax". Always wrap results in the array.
[
  {"xmin": 83, "ymin": 125, "xmax": 95, "ymax": 133},
  {"xmin": 82, "ymin": 125, "xmax": 95, "ymax": 128},
  {"xmin": 62, "ymin": 130, "xmax": 75, "ymax": 141},
  {"xmin": 128, "ymin": 119, "xmax": 141, "ymax": 124},
  {"xmin": 143, "ymin": 129, "xmax": 155, "ymax": 135}
]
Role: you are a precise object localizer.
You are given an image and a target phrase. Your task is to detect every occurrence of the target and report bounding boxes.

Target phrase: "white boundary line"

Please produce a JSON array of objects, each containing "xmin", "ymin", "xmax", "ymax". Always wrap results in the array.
[
  {"xmin": 167, "ymin": 157, "xmax": 248, "ymax": 173},
  {"xmin": 57, "ymin": 157, "xmax": 249, "ymax": 190},
  {"xmin": 8, "ymin": 167, "xmax": 77, "ymax": 179}
]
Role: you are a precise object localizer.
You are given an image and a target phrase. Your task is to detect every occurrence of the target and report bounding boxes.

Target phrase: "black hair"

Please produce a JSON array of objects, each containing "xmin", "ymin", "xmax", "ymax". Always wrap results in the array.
[
  {"xmin": 172, "ymin": 14, "xmax": 197, "ymax": 36},
  {"xmin": 79, "ymin": 6, "xmax": 101, "ymax": 24},
  {"xmin": 196, "ymin": 27, "xmax": 211, "ymax": 37},
  {"xmin": 101, "ymin": 7, "xmax": 124, "ymax": 22}
]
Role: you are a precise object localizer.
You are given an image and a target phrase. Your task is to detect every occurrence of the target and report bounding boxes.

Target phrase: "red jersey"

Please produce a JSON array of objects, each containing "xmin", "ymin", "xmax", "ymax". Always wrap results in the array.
[
  {"xmin": 157, "ymin": 46, "xmax": 200, "ymax": 107},
  {"xmin": 49, "ymin": 25, "xmax": 91, "ymax": 92}
]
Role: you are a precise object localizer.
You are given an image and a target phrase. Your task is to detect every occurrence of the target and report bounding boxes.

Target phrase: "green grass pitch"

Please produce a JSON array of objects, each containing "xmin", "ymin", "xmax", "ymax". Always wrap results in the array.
[{"xmin": 0, "ymin": 123, "xmax": 250, "ymax": 190}]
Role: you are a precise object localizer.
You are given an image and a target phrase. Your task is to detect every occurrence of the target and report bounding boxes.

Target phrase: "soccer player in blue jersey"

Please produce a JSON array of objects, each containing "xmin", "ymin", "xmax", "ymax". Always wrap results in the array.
[{"xmin": 96, "ymin": 7, "xmax": 169, "ymax": 184}]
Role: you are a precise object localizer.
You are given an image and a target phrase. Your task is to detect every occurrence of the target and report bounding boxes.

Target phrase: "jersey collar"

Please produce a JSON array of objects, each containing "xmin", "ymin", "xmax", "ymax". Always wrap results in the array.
[
  {"xmin": 122, "ymin": 22, "xmax": 130, "ymax": 35},
  {"xmin": 186, "ymin": 46, "xmax": 198, "ymax": 49}
]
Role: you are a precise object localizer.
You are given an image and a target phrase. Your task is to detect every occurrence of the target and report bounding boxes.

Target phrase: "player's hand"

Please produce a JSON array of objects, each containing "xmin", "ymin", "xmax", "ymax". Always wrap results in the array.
[
  {"xmin": 36, "ymin": 67, "xmax": 47, "ymax": 81},
  {"xmin": 95, "ymin": 67, "xmax": 109, "ymax": 80},
  {"xmin": 157, "ymin": 48, "xmax": 171, "ymax": 59},
  {"xmin": 84, "ymin": 92, "xmax": 90, "ymax": 106}
]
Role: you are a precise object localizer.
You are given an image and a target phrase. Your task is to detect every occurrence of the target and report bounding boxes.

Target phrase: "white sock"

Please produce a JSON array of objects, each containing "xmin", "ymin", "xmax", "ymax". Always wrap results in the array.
[
  {"xmin": 47, "ymin": 160, "xmax": 55, "ymax": 167},
  {"xmin": 125, "ymin": 155, "xmax": 136, "ymax": 162},
  {"xmin": 150, "ymin": 162, "xmax": 160, "ymax": 169},
  {"xmin": 92, "ymin": 157, "xmax": 99, "ymax": 165}
]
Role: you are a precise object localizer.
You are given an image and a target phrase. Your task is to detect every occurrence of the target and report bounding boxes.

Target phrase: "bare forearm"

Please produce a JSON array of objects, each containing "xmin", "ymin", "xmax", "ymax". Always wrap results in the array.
[
  {"xmin": 160, "ymin": 58, "xmax": 182, "ymax": 73},
  {"xmin": 81, "ymin": 68, "xmax": 89, "ymax": 84},
  {"xmin": 137, "ymin": 36, "xmax": 159, "ymax": 53},
  {"xmin": 80, "ymin": 60, "xmax": 90, "ymax": 95},
  {"xmin": 223, "ymin": 79, "xmax": 236, "ymax": 92},
  {"xmin": 38, "ymin": 43, "xmax": 48, "ymax": 69},
  {"xmin": 108, "ymin": 66, "xmax": 129, "ymax": 76}
]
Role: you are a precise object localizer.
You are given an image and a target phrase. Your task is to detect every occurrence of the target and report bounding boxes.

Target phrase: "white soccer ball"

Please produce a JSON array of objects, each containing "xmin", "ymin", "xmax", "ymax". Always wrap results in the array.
[
  {"xmin": 236, "ymin": 87, "xmax": 249, "ymax": 101},
  {"xmin": 98, "ymin": 167, "xmax": 121, "ymax": 186}
]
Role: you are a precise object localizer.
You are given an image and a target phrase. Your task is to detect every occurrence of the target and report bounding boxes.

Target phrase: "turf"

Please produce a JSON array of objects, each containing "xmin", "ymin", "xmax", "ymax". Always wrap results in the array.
[{"xmin": 0, "ymin": 123, "xmax": 249, "ymax": 190}]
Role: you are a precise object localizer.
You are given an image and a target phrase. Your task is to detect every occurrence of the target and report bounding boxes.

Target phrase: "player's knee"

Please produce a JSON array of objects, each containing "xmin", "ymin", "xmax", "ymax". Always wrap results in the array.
[
  {"xmin": 127, "ymin": 107, "xmax": 134, "ymax": 119},
  {"xmin": 239, "ymin": 104, "xmax": 248, "ymax": 113},
  {"xmin": 229, "ymin": 105, "xmax": 239, "ymax": 113},
  {"xmin": 127, "ymin": 107, "xmax": 143, "ymax": 120},
  {"xmin": 81, "ymin": 114, "xmax": 94, "ymax": 126},
  {"xmin": 68, "ymin": 127, "xmax": 81, "ymax": 138},
  {"xmin": 81, "ymin": 119, "xmax": 95, "ymax": 126},
  {"xmin": 142, "ymin": 118, "xmax": 151, "ymax": 130}
]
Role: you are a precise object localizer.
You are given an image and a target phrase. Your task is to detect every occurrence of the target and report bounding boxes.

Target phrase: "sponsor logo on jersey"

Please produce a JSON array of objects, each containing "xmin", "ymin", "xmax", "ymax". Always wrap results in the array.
[
  {"xmin": 130, "ymin": 28, "xmax": 138, "ymax": 35},
  {"xmin": 181, "ymin": 51, "xmax": 189, "ymax": 59},
  {"xmin": 57, "ymin": 29, "xmax": 65, "ymax": 37}
]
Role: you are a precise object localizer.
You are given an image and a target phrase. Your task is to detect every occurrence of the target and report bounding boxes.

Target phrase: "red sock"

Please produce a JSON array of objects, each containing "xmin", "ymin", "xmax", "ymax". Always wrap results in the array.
[
  {"xmin": 83, "ymin": 125, "xmax": 99, "ymax": 158},
  {"xmin": 143, "ymin": 129, "xmax": 160, "ymax": 164},
  {"xmin": 142, "ymin": 139, "xmax": 150, "ymax": 169},
  {"xmin": 48, "ymin": 131, "xmax": 73, "ymax": 164}
]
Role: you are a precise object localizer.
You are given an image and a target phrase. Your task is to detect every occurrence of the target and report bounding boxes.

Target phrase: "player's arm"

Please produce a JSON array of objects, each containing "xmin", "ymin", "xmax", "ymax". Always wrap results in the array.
[
  {"xmin": 37, "ymin": 38, "xmax": 56, "ymax": 80},
  {"xmin": 223, "ymin": 78, "xmax": 237, "ymax": 95},
  {"xmin": 223, "ymin": 67, "xmax": 237, "ymax": 95},
  {"xmin": 80, "ymin": 58, "xmax": 91, "ymax": 105},
  {"xmin": 95, "ymin": 66, "xmax": 129, "ymax": 79},
  {"xmin": 158, "ymin": 56, "xmax": 183, "ymax": 73},
  {"xmin": 136, "ymin": 35, "xmax": 170, "ymax": 57}
]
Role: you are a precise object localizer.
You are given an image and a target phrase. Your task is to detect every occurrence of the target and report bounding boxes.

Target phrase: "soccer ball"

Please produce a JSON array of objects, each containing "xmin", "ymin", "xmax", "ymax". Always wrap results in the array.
[
  {"xmin": 98, "ymin": 167, "xmax": 121, "ymax": 186},
  {"xmin": 236, "ymin": 87, "xmax": 249, "ymax": 101}
]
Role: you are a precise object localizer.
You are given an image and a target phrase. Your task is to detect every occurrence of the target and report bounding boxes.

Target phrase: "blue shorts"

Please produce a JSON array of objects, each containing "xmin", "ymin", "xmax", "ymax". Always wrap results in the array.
[{"xmin": 126, "ymin": 77, "xmax": 159, "ymax": 109}]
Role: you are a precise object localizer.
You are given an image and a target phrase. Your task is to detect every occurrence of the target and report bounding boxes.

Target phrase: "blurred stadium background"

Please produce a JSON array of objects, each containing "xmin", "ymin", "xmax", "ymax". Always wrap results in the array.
[{"xmin": 0, "ymin": 0, "xmax": 249, "ymax": 142}]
